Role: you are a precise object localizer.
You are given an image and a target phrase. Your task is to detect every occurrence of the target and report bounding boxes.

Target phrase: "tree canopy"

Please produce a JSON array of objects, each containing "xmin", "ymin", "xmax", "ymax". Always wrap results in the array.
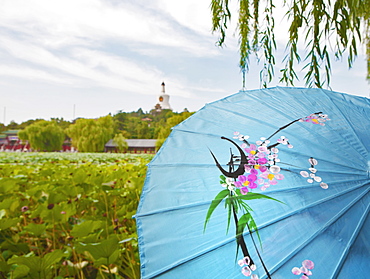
[
  {"xmin": 66, "ymin": 116, "xmax": 114, "ymax": 152},
  {"xmin": 155, "ymin": 111, "xmax": 195, "ymax": 150},
  {"xmin": 18, "ymin": 120, "xmax": 65, "ymax": 151},
  {"xmin": 4, "ymin": 109, "xmax": 195, "ymax": 153},
  {"xmin": 211, "ymin": 0, "xmax": 370, "ymax": 87},
  {"xmin": 113, "ymin": 133, "xmax": 128, "ymax": 153}
]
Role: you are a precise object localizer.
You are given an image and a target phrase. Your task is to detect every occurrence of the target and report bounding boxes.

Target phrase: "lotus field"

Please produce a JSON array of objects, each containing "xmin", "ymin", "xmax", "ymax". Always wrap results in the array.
[{"xmin": 0, "ymin": 152, "xmax": 153, "ymax": 278}]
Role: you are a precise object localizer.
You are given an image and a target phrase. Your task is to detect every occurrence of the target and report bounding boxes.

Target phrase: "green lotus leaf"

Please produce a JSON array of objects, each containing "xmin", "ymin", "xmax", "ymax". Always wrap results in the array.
[
  {"xmin": 24, "ymin": 223, "xmax": 46, "ymax": 236},
  {"xmin": 76, "ymin": 236, "xmax": 119, "ymax": 261},
  {"xmin": 71, "ymin": 220, "xmax": 105, "ymax": 238},
  {"xmin": 0, "ymin": 218, "xmax": 20, "ymax": 230},
  {"xmin": 12, "ymin": 264, "xmax": 30, "ymax": 279}
]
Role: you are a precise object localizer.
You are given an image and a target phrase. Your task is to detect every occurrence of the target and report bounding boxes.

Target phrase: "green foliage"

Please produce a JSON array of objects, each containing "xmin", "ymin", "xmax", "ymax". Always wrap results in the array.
[
  {"xmin": 18, "ymin": 120, "xmax": 65, "ymax": 151},
  {"xmin": 211, "ymin": 0, "xmax": 370, "ymax": 87},
  {"xmin": 3, "ymin": 110, "xmax": 195, "ymax": 152},
  {"xmin": 8, "ymin": 249, "xmax": 64, "ymax": 278},
  {"xmin": 0, "ymin": 152, "xmax": 153, "ymax": 279},
  {"xmin": 66, "ymin": 116, "xmax": 114, "ymax": 152},
  {"xmin": 4, "ymin": 118, "xmax": 70, "ymax": 131},
  {"xmin": 155, "ymin": 111, "xmax": 194, "ymax": 150},
  {"xmin": 113, "ymin": 109, "xmax": 193, "ymax": 141},
  {"xmin": 113, "ymin": 134, "xmax": 128, "ymax": 153},
  {"xmin": 49, "ymin": 118, "xmax": 71, "ymax": 130},
  {"xmin": 6, "ymin": 121, "xmax": 19, "ymax": 130}
]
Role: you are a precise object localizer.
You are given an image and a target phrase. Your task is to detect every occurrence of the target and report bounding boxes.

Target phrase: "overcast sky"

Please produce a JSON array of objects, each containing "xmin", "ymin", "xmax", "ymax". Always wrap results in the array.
[{"xmin": 0, "ymin": 0, "xmax": 369, "ymax": 125}]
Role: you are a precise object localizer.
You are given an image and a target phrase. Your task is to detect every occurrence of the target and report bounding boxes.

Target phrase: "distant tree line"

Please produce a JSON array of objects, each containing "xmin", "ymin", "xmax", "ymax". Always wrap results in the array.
[{"xmin": 1, "ymin": 108, "xmax": 194, "ymax": 152}]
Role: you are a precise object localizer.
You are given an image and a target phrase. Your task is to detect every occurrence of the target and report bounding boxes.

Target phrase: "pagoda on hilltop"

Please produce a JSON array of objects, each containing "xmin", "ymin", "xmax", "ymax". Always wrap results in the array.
[{"xmin": 154, "ymin": 82, "xmax": 172, "ymax": 112}]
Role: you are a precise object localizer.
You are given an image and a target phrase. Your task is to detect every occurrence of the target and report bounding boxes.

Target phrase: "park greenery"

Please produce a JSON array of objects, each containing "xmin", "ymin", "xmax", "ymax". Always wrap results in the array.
[
  {"xmin": 1, "ymin": 109, "xmax": 194, "ymax": 153},
  {"xmin": 65, "ymin": 116, "xmax": 115, "ymax": 153},
  {"xmin": 112, "ymin": 134, "xmax": 128, "ymax": 153},
  {"xmin": 0, "ymin": 152, "xmax": 153, "ymax": 279},
  {"xmin": 18, "ymin": 121, "xmax": 65, "ymax": 152},
  {"xmin": 211, "ymin": 0, "xmax": 370, "ymax": 87}
]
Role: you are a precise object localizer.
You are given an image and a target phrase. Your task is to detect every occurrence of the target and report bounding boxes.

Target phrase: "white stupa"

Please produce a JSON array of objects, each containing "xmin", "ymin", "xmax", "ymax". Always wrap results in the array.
[{"xmin": 156, "ymin": 82, "xmax": 172, "ymax": 110}]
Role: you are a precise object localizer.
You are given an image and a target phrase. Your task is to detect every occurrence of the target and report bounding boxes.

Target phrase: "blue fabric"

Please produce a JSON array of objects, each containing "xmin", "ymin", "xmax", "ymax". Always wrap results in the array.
[{"xmin": 135, "ymin": 87, "xmax": 370, "ymax": 279}]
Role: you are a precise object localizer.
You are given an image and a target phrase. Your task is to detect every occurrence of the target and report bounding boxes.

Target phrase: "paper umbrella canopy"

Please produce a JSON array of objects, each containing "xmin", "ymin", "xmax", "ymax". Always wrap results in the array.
[{"xmin": 135, "ymin": 87, "xmax": 370, "ymax": 279}]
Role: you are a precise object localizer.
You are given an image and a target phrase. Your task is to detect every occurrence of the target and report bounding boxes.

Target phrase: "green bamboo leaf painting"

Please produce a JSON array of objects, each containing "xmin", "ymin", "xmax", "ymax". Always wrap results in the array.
[{"xmin": 204, "ymin": 189, "xmax": 229, "ymax": 231}]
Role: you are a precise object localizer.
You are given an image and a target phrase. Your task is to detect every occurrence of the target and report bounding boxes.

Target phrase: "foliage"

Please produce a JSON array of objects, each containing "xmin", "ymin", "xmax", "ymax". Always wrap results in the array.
[
  {"xmin": 2, "ymin": 110, "xmax": 194, "ymax": 152},
  {"xmin": 113, "ymin": 134, "xmax": 128, "ymax": 153},
  {"xmin": 211, "ymin": 0, "xmax": 370, "ymax": 87},
  {"xmin": 18, "ymin": 120, "xmax": 65, "ymax": 152},
  {"xmin": 0, "ymin": 109, "xmax": 192, "ymax": 152},
  {"xmin": 6, "ymin": 121, "xmax": 20, "ymax": 130},
  {"xmin": 0, "ymin": 123, "xmax": 5, "ymax": 133},
  {"xmin": 49, "ymin": 118, "xmax": 72, "ymax": 131},
  {"xmin": 0, "ymin": 152, "xmax": 153, "ymax": 279},
  {"xmin": 113, "ymin": 109, "xmax": 176, "ymax": 140},
  {"xmin": 66, "ymin": 116, "xmax": 114, "ymax": 152},
  {"xmin": 155, "ymin": 111, "xmax": 195, "ymax": 150},
  {"xmin": 3, "ymin": 118, "xmax": 70, "ymax": 131}
]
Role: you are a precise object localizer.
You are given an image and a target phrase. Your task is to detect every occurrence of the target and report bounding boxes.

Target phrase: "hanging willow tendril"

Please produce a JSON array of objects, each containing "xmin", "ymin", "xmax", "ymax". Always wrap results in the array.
[{"xmin": 211, "ymin": 0, "xmax": 370, "ymax": 87}]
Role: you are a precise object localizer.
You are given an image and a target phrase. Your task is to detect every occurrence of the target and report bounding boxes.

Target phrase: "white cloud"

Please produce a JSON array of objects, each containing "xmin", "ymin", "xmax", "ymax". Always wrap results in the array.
[
  {"xmin": 157, "ymin": 0, "xmax": 213, "ymax": 36},
  {"xmin": 0, "ymin": 0, "xmax": 220, "ymax": 109},
  {"xmin": 0, "ymin": 65, "xmax": 76, "ymax": 85},
  {"xmin": 0, "ymin": 36, "xmax": 193, "ymax": 97},
  {"xmin": 0, "ymin": 0, "xmax": 219, "ymax": 56}
]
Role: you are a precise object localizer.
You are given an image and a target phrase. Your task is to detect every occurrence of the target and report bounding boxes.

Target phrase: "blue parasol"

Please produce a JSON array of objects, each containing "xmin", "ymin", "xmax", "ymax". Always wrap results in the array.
[{"xmin": 135, "ymin": 87, "xmax": 370, "ymax": 279}]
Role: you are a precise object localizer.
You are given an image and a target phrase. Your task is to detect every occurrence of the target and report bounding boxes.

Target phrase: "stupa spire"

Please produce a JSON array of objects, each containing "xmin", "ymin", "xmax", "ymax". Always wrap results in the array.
[{"xmin": 156, "ymin": 81, "xmax": 172, "ymax": 110}]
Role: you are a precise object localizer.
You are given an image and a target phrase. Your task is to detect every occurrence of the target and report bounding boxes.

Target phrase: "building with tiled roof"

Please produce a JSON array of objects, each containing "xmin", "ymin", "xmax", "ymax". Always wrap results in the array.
[{"xmin": 105, "ymin": 139, "xmax": 156, "ymax": 153}]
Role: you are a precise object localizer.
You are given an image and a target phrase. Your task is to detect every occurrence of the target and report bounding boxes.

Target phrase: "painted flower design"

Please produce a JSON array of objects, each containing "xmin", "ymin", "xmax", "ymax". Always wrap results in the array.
[
  {"xmin": 207, "ymin": 112, "xmax": 329, "ymax": 279},
  {"xmin": 233, "ymin": 131, "xmax": 250, "ymax": 142},
  {"xmin": 230, "ymin": 135, "xmax": 291, "ymax": 193},
  {"xmin": 299, "ymin": 113, "xmax": 330, "ymax": 125},
  {"xmin": 239, "ymin": 256, "xmax": 259, "ymax": 278},
  {"xmin": 292, "ymin": 260, "xmax": 314, "ymax": 278},
  {"xmin": 300, "ymin": 158, "xmax": 328, "ymax": 189},
  {"xmin": 277, "ymin": 136, "xmax": 293, "ymax": 148},
  {"xmin": 221, "ymin": 177, "xmax": 237, "ymax": 194}
]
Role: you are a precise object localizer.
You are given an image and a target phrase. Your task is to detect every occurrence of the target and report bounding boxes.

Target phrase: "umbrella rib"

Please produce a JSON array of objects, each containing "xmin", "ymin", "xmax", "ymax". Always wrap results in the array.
[
  {"xmin": 141, "ymin": 235, "xmax": 241, "ymax": 278},
  {"xmin": 256, "ymin": 181, "xmax": 369, "ymax": 232},
  {"xmin": 254, "ymin": 177, "xmax": 368, "ymax": 197},
  {"xmin": 138, "ymin": 183, "xmax": 369, "ymax": 278},
  {"xmin": 173, "ymin": 107, "xmax": 365, "ymax": 169},
  {"xmin": 278, "ymin": 159, "xmax": 366, "ymax": 174},
  {"xmin": 135, "ymin": 179, "xmax": 368, "ymax": 218},
  {"xmin": 263, "ymin": 185, "xmax": 370, "ymax": 279},
  {"xmin": 188, "ymin": 104, "xmax": 364, "ymax": 165},
  {"xmin": 330, "ymin": 196, "xmax": 370, "ymax": 278},
  {"xmin": 137, "ymin": 185, "xmax": 369, "ymax": 277},
  {"xmin": 170, "ymin": 128, "xmax": 228, "ymax": 139},
  {"xmin": 149, "ymin": 162, "xmax": 367, "ymax": 181},
  {"xmin": 321, "ymin": 89, "xmax": 369, "ymax": 157},
  {"xmin": 278, "ymin": 147, "xmax": 366, "ymax": 173},
  {"xmin": 149, "ymin": 162, "xmax": 366, "ymax": 176}
]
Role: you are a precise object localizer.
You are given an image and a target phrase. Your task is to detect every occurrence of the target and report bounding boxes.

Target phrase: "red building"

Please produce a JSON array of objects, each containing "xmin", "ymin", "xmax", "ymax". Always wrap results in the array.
[{"xmin": 0, "ymin": 130, "xmax": 29, "ymax": 151}]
